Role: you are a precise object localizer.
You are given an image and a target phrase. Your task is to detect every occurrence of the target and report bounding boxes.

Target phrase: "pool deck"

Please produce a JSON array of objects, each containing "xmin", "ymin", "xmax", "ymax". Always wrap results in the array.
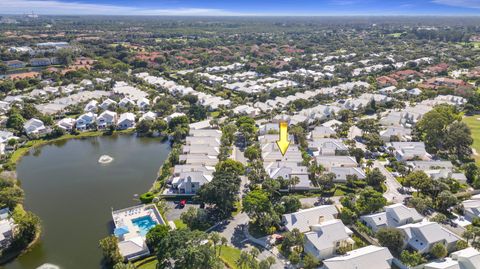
[
  {"xmin": 112, "ymin": 204, "xmax": 165, "ymax": 241},
  {"xmin": 111, "ymin": 204, "xmax": 166, "ymax": 261}
]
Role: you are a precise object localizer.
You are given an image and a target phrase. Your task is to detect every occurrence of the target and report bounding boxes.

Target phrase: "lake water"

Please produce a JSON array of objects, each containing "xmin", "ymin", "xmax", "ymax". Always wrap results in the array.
[{"xmin": 2, "ymin": 135, "xmax": 170, "ymax": 269}]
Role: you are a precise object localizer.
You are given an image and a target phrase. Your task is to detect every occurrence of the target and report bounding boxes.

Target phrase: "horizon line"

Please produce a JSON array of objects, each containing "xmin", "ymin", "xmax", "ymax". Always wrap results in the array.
[{"xmin": 3, "ymin": 13, "xmax": 480, "ymax": 17}]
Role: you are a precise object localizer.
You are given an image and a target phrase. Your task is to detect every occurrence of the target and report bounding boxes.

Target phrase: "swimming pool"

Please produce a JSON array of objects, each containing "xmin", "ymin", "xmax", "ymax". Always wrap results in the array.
[{"xmin": 131, "ymin": 215, "xmax": 158, "ymax": 236}]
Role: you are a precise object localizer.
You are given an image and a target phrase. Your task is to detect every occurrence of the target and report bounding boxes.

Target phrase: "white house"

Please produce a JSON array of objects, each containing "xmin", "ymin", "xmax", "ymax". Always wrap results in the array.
[
  {"xmin": 462, "ymin": 198, "xmax": 480, "ymax": 222},
  {"xmin": 76, "ymin": 112, "xmax": 97, "ymax": 131},
  {"xmin": 56, "ymin": 118, "xmax": 76, "ymax": 131},
  {"xmin": 24, "ymin": 118, "xmax": 47, "ymax": 136},
  {"xmin": 119, "ymin": 97, "xmax": 135, "ymax": 108},
  {"xmin": 165, "ymin": 128, "xmax": 222, "ymax": 196},
  {"xmin": 97, "ymin": 110, "xmax": 118, "ymax": 129},
  {"xmin": 164, "ymin": 112, "xmax": 186, "ymax": 123},
  {"xmin": 425, "ymin": 247, "xmax": 480, "ymax": 269},
  {"xmin": 398, "ymin": 221, "xmax": 461, "ymax": 254},
  {"xmin": 265, "ymin": 162, "xmax": 311, "ymax": 189},
  {"xmin": 140, "ymin": 111, "xmax": 157, "ymax": 122},
  {"xmin": 171, "ymin": 172, "xmax": 213, "ymax": 194},
  {"xmin": 450, "ymin": 247, "xmax": 480, "ymax": 269},
  {"xmin": 408, "ymin": 88, "xmax": 422, "ymax": 96},
  {"xmin": 360, "ymin": 203, "xmax": 423, "ymax": 232},
  {"xmin": 308, "ymin": 138, "xmax": 348, "ymax": 156},
  {"xmin": 330, "ymin": 167, "xmax": 366, "ymax": 182},
  {"xmin": 379, "ymin": 126, "xmax": 412, "ymax": 142},
  {"xmin": 316, "ymin": 156, "xmax": 358, "ymax": 170},
  {"xmin": 117, "ymin": 113, "xmax": 136, "ymax": 130},
  {"xmin": 0, "ymin": 208, "xmax": 15, "ymax": 249},
  {"xmin": 136, "ymin": 98, "xmax": 150, "ymax": 110},
  {"xmin": 388, "ymin": 142, "xmax": 431, "ymax": 161},
  {"xmin": 0, "ymin": 101, "xmax": 10, "ymax": 114},
  {"xmin": 310, "ymin": 126, "xmax": 336, "ymax": 139},
  {"xmin": 188, "ymin": 120, "xmax": 211, "ymax": 130},
  {"xmin": 282, "ymin": 205, "xmax": 338, "ymax": 233},
  {"xmin": 99, "ymin": 98, "xmax": 117, "ymax": 110},
  {"xmin": 0, "ymin": 131, "xmax": 18, "ymax": 144},
  {"xmin": 323, "ymin": 245, "xmax": 393, "ymax": 269},
  {"xmin": 304, "ymin": 219, "xmax": 354, "ymax": 260},
  {"xmin": 84, "ymin": 100, "xmax": 98, "ymax": 112}
]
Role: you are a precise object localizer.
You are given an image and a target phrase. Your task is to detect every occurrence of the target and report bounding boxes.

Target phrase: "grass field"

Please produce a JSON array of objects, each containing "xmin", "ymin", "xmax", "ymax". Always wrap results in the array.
[
  {"xmin": 217, "ymin": 245, "xmax": 242, "ymax": 269},
  {"xmin": 134, "ymin": 256, "xmax": 158, "ymax": 269},
  {"xmin": 134, "ymin": 246, "xmax": 242, "ymax": 269},
  {"xmin": 173, "ymin": 219, "xmax": 187, "ymax": 229},
  {"xmin": 457, "ymin": 41, "xmax": 480, "ymax": 49},
  {"xmin": 463, "ymin": 116, "xmax": 480, "ymax": 163}
]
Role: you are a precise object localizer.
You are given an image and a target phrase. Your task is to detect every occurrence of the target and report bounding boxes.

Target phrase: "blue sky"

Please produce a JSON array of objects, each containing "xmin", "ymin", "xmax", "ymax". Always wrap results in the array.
[{"xmin": 2, "ymin": 0, "xmax": 480, "ymax": 16}]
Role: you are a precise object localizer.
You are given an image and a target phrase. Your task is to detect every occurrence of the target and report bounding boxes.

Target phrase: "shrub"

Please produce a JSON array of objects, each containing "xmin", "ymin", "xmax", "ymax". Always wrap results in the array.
[
  {"xmin": 139, "ymin": 192, "xmax": 155, "ymax": 203},
  {"xmin": 3, "ymin": 162, "xmax": 16, "ymax": 171},
  {"xmin": 456, "ymin": 240, "xmax": 468, "ymax": 251}
]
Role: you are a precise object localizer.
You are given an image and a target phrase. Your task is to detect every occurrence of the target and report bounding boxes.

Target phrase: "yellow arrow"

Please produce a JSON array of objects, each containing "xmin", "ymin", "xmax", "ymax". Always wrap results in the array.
[{"xmin": 276, "ymin": 121, "xmax": 290, "ymax": 156}]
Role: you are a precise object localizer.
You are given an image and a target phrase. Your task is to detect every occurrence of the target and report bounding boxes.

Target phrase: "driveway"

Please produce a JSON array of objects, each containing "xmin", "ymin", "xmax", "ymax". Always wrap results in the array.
[
  {"xmin": 373, "ymin": 160, "xmax": 408, "ymax": 203},
  {"xmin": 299, "ymin": 196, "xmax": 342, "ymax": 207},
  {"xmin": 165, "ymin": 201, "xmax": 199, "ymax": 221},
  {"xmin": 233, "ymin": 145, "xmax": 247, "ymax": 165}
]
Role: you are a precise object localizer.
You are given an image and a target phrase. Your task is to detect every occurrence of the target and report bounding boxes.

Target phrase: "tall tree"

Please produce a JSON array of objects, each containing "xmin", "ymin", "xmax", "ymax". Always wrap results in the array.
[
  {"xmin": 376, "ymin": 227, "xmax": 405, "ymax": 255},
  {"xmin": 356, "ymin": 187, "xmax": 387, "ymax": 214},
  {"xmin": 197, "ymin": 160, "xmax": 243, "ymax": 216},
  {"xmin": 445, "ymin": 122, "xmax": 473, "ymax": 161},
  {"xmin": 99, "ymin": 236, "xmax": 123, "ymax": 266}
]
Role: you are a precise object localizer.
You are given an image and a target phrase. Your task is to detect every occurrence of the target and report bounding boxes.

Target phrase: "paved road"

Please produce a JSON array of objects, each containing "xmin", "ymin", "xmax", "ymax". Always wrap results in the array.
[
  {"xmin": 210, "ymin": 146, "xmax": 287, "ymax": 269},
  {"xmin": 373, "ymin": 160, "xmax": 407, "ymax": 203},
  {"xmin": 233, "ymin": 146, "xmax": 247, "ymax": 165}
]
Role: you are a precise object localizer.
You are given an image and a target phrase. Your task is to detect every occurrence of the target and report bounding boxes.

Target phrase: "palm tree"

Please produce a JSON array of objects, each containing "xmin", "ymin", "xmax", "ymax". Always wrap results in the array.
[
  {"xmin": 249, "ymin": 248, "xmax": 260, "ymax": 259},
  {"xmin": 210, "ymin": 232, "xmax": 221, "ymax": 256},
  {"xmin": 266, "ymin": 256, "xmax": 276, "ymax": 267},
  {"xmin": 290, "ymin": 176, "xmax": 300, "ymax": 191},
  {"xmin": 463, "ymin": 230, "xmax": 474, "ymax": 244},
  {"xmin": 366, "ymin": 160, "xmax": 374, "ymax": 168},
  {"xmin": 219, "ymin": 236, "xmax": 228, "ymax": 256},
  {"xmin": 237, "ymin": 251, "xmax": 251, "ymax": 269}
]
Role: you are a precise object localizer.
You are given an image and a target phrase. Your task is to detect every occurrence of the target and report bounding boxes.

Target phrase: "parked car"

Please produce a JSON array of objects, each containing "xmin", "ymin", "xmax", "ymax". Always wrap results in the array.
[{"xmin": 179, "ymin": 199, "xmax": 187, "ymax": 208}]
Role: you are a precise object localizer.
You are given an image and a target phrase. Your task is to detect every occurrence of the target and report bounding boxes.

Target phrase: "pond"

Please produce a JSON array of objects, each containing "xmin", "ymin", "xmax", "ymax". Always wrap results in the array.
[{"xmin": 2, "ymin": 134, "xmax": 170, "ymax": 269}]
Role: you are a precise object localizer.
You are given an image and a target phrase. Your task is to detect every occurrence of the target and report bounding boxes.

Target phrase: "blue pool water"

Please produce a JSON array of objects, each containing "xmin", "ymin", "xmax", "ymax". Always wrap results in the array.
[{"xmin": 132, "ymin": 215, "xmax": 157, "ymax": 236}]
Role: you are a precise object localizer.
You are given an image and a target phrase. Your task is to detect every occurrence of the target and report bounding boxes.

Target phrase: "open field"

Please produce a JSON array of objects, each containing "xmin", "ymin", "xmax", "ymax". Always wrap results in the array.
[
  {"xmin": 463, "ymin": 116, "xmax": 480, "ymax": 163},
  {"xmin": 217, "ymin": 245, "xmax": 242, "ymax": 269}
]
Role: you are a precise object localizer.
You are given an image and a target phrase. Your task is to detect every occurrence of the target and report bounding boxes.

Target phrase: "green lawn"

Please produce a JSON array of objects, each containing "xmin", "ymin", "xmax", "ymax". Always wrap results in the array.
[
  {"xmin": 210, "ymin": 111, "xmax": 221, "ymax": 118},
  {"xmin": 134, "ymin": 256, "xmax": 158, "ymax": 269},
  {"xmin": 133, "ymin": 246, "xmax": 242, "ymax": 269},
  {"xmin": 173, "ymin": 219, "xmax": 187, "ymax": 229},
  {"xmin": 387, "ymin": 32, "xmax": 404, "ymax": 37},
  {"xmin": 463, "ymin": 116, "xmax": 480, "ymax": 164},
  {"xmin": 217, "ymin": 245, "xmax": 242, "ymax": 269},
  {"xmin": 232, "ymin": 201, "xmax": 242, "ymax": 217}
]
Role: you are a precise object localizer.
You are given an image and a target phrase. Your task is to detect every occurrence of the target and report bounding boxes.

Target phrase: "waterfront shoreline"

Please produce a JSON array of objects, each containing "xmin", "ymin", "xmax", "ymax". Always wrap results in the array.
[{"xmin": 0, "ymin": 129, "xmax": 136, "ymax": 265}]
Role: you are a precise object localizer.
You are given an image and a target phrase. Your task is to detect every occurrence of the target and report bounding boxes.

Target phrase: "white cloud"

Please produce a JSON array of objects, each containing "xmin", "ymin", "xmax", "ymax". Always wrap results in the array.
[
  {"xmin": 0, "ymin": 0, "xmax": 253, "ymax": 16},
  {"xmin": 432, "ymin": 0, "xmax": 480, "ymax": 9}
]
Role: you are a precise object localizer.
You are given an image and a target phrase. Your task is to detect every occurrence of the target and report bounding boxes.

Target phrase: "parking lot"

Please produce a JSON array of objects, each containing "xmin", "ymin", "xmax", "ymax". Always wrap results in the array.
[{"xmin": 164, "ymin": 200, "xmax": 200, "ymax": 221}]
